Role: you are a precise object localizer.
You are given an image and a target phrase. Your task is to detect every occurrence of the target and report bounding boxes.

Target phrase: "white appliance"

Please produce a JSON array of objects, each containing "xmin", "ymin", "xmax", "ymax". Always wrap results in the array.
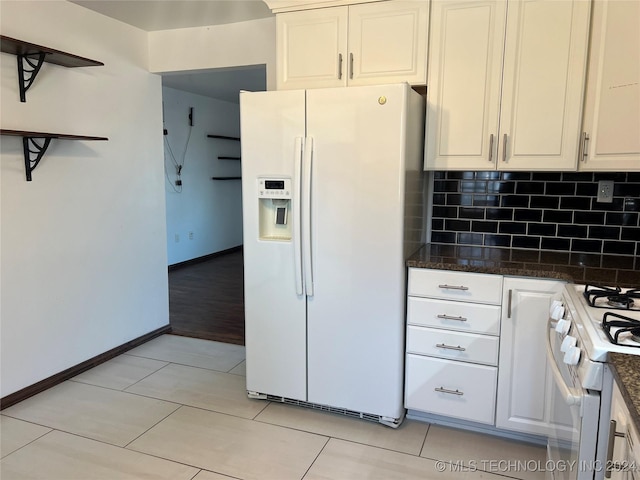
[
  {"xmin": 546, "ymin": 284, "xmax": 640, "ymax": 480},
  {"xmin": 239, "ymin": 84, "xmax": 425, "ymax": 427}
]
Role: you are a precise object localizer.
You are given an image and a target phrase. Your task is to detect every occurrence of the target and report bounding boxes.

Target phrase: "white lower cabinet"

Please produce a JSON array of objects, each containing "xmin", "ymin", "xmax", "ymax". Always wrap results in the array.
[
  {"xmin": 405, "ymin": 268, "xmax": 502, "ymax": 425},
  {"xmin": 609, "ymin": 382, "xmax": 639, "ymax": 480},
  {"xmin": 495, "ymin": 277, "xmax": 566, "ymax": 437}
]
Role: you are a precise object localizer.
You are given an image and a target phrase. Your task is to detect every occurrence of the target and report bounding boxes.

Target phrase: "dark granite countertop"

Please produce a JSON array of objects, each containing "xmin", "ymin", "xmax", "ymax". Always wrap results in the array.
[
  {"xmin": 407, "ymin": 243, "xmax": 639, "ymax": 287},
  {"xmin": 609, "ymin": 353, "xmax": 640, "ymax": 433}
]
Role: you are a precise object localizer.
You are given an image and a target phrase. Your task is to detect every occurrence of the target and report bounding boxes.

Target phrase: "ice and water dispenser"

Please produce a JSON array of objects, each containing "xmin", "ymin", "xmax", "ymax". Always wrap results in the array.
[{"xmin": 257, "ymin": 177, "xmax": 292, "ymax": 241}]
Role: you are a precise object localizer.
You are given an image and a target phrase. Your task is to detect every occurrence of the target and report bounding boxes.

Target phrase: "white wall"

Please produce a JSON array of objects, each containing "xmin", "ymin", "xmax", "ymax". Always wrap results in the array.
[
  {"xmin": 163, "ymin": 87, "xmax": 244, "ymax": 265},
  {"xmin": 0, "ymin": 1, "xmax": 168, "ymax": 397},
  {"xmin": 148, "ymin": 17, "xmax": 276, "ymax": 91}
]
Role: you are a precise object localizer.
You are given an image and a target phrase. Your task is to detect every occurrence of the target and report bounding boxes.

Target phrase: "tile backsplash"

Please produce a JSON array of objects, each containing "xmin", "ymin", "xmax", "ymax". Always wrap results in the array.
[{"xmin": 430, "ymin": 172, "xmax": 640, "ymax": 256}]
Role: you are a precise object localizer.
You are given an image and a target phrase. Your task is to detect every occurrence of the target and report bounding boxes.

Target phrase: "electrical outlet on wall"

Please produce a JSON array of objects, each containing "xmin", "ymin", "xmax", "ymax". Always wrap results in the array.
[
  {"xmin": 597, "ymin": 180, "xmax": 614, "ymax": 203},
  {"xmin": 189, "ymin": 231, "xmax": 194, "ymax": 240}
]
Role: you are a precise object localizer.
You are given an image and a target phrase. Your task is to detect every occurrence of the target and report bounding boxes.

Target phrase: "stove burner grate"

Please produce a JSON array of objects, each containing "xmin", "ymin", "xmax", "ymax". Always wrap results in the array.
[
  {"xmin": 602, "ymin": 312, "xmax": 640, "ymax": 347},
  {"xmin": 584, "ymin": 284, "xmax": 640, "ymax": 310}
]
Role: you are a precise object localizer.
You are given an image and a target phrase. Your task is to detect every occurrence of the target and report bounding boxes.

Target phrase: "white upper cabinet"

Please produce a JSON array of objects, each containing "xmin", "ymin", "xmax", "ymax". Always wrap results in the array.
[
  {"xmin": 276, "ymin": 1, "xmax": 429, "ymax": 90},
  {"xmin": 579, "ymin": 0, "xmax": 640, "ymax": 171},
  {"xmin": 425, "ymin": 0, "xmax": 591, "ymax": 171}
]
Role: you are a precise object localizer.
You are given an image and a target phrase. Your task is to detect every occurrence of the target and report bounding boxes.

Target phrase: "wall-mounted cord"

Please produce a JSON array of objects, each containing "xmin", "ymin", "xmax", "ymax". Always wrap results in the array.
[{"xmin": 163, "ymin": 107, "xmax": 193, "ymax": 193}]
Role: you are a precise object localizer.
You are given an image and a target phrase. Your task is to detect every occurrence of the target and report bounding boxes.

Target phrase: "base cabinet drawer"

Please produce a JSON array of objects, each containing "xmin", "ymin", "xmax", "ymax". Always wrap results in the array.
[
  {"xmin": 408, "ymin": 268, "xmax": 503, "ymax": 305},
  {"xmin": 407, "ymin": 325, "xmax": 499, "ymax": 366},
  {"xmin": 405, "ymin": 354, "xmax": 497, "ymax": 425},
  {"xmin": 407, "ymin": 296, "xmax": 501, "ymax": 335}
]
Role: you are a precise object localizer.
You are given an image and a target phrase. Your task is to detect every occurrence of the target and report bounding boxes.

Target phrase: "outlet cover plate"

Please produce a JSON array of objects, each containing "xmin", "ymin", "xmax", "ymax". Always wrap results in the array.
[{"xmin": 597, "ymin": 180, "xmax": 614, "ymax": 203}]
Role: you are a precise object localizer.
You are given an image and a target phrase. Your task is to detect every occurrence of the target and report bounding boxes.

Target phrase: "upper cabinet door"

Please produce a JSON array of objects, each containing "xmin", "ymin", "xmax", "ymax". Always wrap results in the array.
[
  {"xmin": 348, "ymin": 1, "xmax": 429, "ymax": 86},
  {"xmin": 276, "ymin": 7, "xmax": 348, "ymax": 90},
  {"xmin": 424, "ymin": 0, "xmax": 506, "ymax": 170},
  {"xmin": 580, "ymin": 0, "xmax": 640, "ymax": 171},
  {"xmin": 498, "ymin": 0, "xmax": 591, "ymax": 171}
]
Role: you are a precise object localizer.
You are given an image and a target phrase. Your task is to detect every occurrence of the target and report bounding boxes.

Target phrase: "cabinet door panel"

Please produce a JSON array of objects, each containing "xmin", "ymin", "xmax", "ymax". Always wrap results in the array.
[
  {"xmin": 424, "ymin": 0, "xmax": 506, "ymax": 170},
  {"xmin": 499, "ymin": 0, "xmax": 590, "ymax": 170},
  {"xmin": 580, "ymin": 0, "xmax": 640, "ymax": 171},
  {"xmin": 348, "ymin": 1, "xmax": 428, "ymax": 86},
  {"xmin": 276, "ymin": 7, "xmax": 348, "ymax": 90}
]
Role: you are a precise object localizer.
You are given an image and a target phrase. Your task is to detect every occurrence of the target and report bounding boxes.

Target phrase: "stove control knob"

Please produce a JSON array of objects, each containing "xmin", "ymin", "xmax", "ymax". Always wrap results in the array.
[
  {"xmin": 561, "ymin": 335, "xmax": 577, "ymax": 353},
  {"xmin": 555, "ymin": 319, "xmax": 571, "ymax": 335},
  {"xmin": 564, "ymin": 346, "xmax": 581, "ymax": 366}
]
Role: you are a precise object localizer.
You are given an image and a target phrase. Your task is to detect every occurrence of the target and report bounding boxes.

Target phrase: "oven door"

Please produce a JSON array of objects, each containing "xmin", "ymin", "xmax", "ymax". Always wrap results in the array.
[{"xmin": 546, "ymin": 316, "xmax": 601, "ymax": 480}]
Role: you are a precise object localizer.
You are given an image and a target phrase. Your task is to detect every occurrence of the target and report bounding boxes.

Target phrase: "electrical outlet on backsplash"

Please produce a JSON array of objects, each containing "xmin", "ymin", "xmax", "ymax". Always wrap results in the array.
[{"xmin": 429, "ymin": 171, "xmax": 640, "ymax": 256}]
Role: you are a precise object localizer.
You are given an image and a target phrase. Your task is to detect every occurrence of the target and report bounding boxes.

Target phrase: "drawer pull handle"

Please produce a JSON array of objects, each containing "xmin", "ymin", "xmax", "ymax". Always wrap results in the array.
[
  {"xmin": 436, "ymin": 314, "xmax": 468, "ymax": 322},
  {"xmin": 438, "ymin": 284, "xmax": 469, "ymax": 291},
  {"xmin": 435, "ymin": 387, "xmax": 464, "ymax": 396},
  {"xmin": 436, "ymin": 343, "xmax": 466, "ymax": 351}
]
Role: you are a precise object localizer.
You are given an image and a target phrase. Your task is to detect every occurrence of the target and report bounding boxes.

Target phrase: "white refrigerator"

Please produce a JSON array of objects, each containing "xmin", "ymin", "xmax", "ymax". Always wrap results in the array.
[{"xmin": 240, "ymin": 84, "xmax": 424, "ymax": 427}]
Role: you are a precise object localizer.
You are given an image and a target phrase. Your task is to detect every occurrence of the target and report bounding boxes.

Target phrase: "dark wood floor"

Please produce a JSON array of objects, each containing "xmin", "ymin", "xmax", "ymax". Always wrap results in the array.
[{"xmin": 168, "ymin": 249, "xmax": 245, "ymax": 345}]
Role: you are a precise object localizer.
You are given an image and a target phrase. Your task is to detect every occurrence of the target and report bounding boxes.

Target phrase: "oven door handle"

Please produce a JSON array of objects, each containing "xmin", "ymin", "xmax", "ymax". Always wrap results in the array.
[{"xmin": 546, "ymin": 316, "xmax": 583, "ymax": 407}]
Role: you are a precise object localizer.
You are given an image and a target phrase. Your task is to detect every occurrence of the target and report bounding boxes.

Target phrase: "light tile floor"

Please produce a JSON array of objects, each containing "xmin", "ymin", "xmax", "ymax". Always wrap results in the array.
[{"xmin": 1, "ymin": 334, "xmax": 547, "ymax": 480}]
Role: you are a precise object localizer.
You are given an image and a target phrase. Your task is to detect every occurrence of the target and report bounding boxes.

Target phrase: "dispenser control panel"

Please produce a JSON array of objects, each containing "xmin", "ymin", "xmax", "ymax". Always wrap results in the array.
[{"xmin": 257, "ymin": 177, "xmax": 291, "ymax": 199}]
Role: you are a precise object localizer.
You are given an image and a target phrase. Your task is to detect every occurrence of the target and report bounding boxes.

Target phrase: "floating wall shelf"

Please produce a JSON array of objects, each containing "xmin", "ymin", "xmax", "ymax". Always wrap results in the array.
[
  {"xmin": 218, "ymin": 156, "xmax": 241, "ymax": 161},
  {"xmin": 207, "ymin": 134, "xmax": 240, "ymax": 141},
  {"xmin": 0, "ymin": 35, "xmax": 104, "ymax": 102},
  {"xmin": 0, "ymin": 129, "xmax": 108, "ymax": 181}
]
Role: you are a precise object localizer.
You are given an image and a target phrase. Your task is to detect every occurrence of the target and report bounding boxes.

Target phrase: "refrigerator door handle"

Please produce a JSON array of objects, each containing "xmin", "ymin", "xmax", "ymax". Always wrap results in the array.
[
  {"xmin": 302, "ymin": 136, "xmax": 314, "ymax": 297},
  {"xmin": 293, "ymin": 136, "xmax": 304, "ymax": 296}
]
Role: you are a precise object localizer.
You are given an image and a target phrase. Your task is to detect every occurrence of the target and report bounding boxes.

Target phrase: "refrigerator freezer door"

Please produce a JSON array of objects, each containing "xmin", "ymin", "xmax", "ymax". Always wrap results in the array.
[
  {"xmin": 305, "ymin": 84, "xmax": 410, "ymax": 419},
  {"xmin": 240, "ymin": 89, "xmax": 308, "ymax": 401}
]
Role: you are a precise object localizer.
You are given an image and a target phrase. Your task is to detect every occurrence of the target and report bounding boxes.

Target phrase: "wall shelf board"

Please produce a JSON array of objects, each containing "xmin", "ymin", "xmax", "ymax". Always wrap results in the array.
[
  {"xmin": 0, "ymin": 129, "xmax": 108, "ymax": 181},
  {"xmin": 207, "ymin": 134, "xmax": 240, "ymax": 141},
  {"xmin": 218, "ymin": 156, "xmax": 241, "ymax": 161},
  {"xmin": 212, "ymin": 177, "xmax": 242, "ymax": 180},
  {"xmin": 0, "ymin": 35, "xmax": 103, "ymax": 102}
]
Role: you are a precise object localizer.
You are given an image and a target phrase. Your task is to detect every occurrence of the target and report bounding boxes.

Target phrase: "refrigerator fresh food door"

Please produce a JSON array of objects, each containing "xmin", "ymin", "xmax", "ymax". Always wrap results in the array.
[
  {"xmin": 240, "ymin": 89, "xmax": 308, "ymax": 401},
  {"xmin": 305, "ymin": 84, "xmax": 409, "ymax": 419}
]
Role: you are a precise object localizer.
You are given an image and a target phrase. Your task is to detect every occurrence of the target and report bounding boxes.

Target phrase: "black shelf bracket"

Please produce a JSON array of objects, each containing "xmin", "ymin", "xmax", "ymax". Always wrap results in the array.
[
  {"xmin": 22, "ymin": 136, "xmax": 52, "ymax": 181},
  {"xmin": 17, "ymin": 52, "xmax": 46, "ymax": 102}
]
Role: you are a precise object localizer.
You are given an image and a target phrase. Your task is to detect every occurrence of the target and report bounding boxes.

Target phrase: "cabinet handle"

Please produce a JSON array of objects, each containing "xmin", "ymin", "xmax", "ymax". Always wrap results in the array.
[
  {"xmin": 435, "ymin": 387, "xmax": 464, "ymax": 396},
  {"xmin": 437, "ymin": 314, "xmax": 468, "ymax": 322},
  {"xmin": 488, "ymin": 134, "xmax": 494, "ymax": 162},
  {"xmin": 438, "ymin": 284, "xmax": 469, "ymax": 291},
  {"xmin": 507, "ymin": 289, "xmax": 513, "ymax": 319},
  {"xmin": 502, "ymin": 133, "xmax": 508, "ymax": 162},
  {"xmin": 606, "ymin": 420, "xmax": 626, "ymax": 478},
  {"xmin": 436, "ymin": 343, "xmax": 466, "ymax": 351},
  {"xmin": 338, "ymin": 53, "xmax": 343, "ymax": 79},
  {"xmin": 349, "ymin": 52, "xmax": 354, "ymax": 79},
  {"xmin": 581, "ymin": 132, "xmax": 590, "ymax": 163}
]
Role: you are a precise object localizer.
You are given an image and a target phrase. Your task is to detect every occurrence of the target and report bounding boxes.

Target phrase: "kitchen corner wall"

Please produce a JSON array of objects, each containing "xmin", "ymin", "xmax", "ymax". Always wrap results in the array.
[
  {"xmin": 430, "ymin": 171, "xmax": 640, "ymax": 257},
  {"xmin": 163, "ymin": 87, "xmax": 244, "ymax": 265}
]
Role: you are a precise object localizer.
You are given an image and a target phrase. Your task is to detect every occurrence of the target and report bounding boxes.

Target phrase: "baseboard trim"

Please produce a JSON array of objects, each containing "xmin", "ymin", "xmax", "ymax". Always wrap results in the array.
[
  {"xmin": 168, "ymin": 245, "xmax": 242, "ymax": 272},
  {"xmin": 0, "ymin": 325, "xmax": 171, "ymax": 410}
]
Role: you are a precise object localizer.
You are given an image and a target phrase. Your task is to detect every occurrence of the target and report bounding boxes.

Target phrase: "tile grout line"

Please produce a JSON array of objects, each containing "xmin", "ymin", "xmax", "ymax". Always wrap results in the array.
[
  {"xmin": 299, "ymin": 436, "xmax": 331, "ymax": 480},
  {"xmin": 0, "ymin": 425, "xmax": 54, "ymax": 460}
]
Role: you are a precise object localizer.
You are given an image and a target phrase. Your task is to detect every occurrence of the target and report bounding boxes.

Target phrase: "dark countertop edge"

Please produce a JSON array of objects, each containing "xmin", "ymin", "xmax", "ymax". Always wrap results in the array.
[
  {"xmin": 608, "ymin": 354, "xmax": 640, "ymax": 434},
  {"xmin": 406, "ymin": 260, "xmax": 575, "ymax": 282}
]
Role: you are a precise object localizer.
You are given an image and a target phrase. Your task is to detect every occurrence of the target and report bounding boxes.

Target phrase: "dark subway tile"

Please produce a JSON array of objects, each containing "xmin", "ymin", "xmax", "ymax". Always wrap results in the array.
[
  {"xmin": 546, "ymin": 182, "xmax": 576, "ymax": 196},
  {"xmin": 487, "ymin": 208, "xmax": 514, "ymax": 221},
  {"xmin": 514, "ymin": 209, "xmax": 542, "ymax": 222},
  {"xmin": 628, "ymin": 173, "xmax": 640, "ymax": 182},
  {"xmin": 574, "ymin": 211, "xmax": 605, "ymax": 225},
  {"xmin": 457, "ymin": 233, "xmax": 484, "ymax": 245},
  {"xmin": 448, "ymin": 193, "xmax": 473, "ymax": 206},
  {"xmin": 605, "ymin": 212, "xmax": 638, "ymax": 227},
  {"xmin": 541, "ymin": 237, "xmax": 571, "ymax": 251},
  {"xmin": 432, "ymin": 206, "xmax": 458, "ymax": 218},
  {"xmin": 562, "ymin": 172, "xmax": 593, "ymax": 182},
  {"xmin": 569, "ymin": 252, "xmax": 602, "ymax": 267},
  {"xmin": 592, "ymin": 198, "xmax": 625, "ymax": 211},
  {"xmin": 473, "ymin": 195, "xmax": 500, "ymax": 207},
  {"xmin": 503, "ymin": 172, "xmax": 531, "ymax": 181},
  {"xmin": 530, "ymin": 196, "xmax": 560, "ymax": 209},
  {"xmin": 544, "ymin": 210, "xmax": 573, "ymax": 223},
  {"xmin": 431, "ymin": 232, "xmax": 456, "ymax": 243},
  {"xmin": 501, "ymin": 195, "xmax": 529, "ymax": 207},
  {"xmin": 532, "ymin": 172, "xmax": 562, "ymax": 181},
  {"xmin": 461, "ymin": 181, "xmax": 487, "ymax": 193},
  {"xmin": 601, "ymin": 255, "xmax": 635, "ymax": 270},
  {"xmin": 558, "ymin": 225, "xmax": 588, "ymax": 238},
  {"xmin": 624, "ymin": 198, "xmax": 639, "ymax": 212},
  {"xmin": 560, "ymin": 197, "xmax": 592, "ymax": 210},
  {"xmin": 589, "ymin": 226, "xmax": 621, "ymax": 240},
  {"xmin": 513, "ymin": 236, "xmax": 541, "ymax": 249},
  {"xmin": 445, "ymin": 219, "xmax": 471, "ymax": 231},
  {"xmin": 593, "ymin": 172, "xmax": 628, "ymax": 182},
  {"xmin": 472, "ymin": 220, "xmax": 499, "ymax": 233},
  {"xmin": 431, "ymin": 218, "xmax": 444, "ymax": 230},
  {"xmin": 433, "ymin": 180, "xmax": 459, "ymax": 193},
  {"xmin": 446, "ymin": 171, "xmax": 475, "ymax": 180},
  {"xmin": 484, "ymin": 234, "xmax": 511, "ymax": 247},
  {"xmin": 488, "ymin": 181, "xmax": 515, "ymax": 194},
  {"xmin": 603, "ymin": 241, "xmax": 636, "ymax": 255},
  {"xmin": 499, "ymin": 222, "xmax": 527, "ymax": 234},
  {"xmin": 516, "ymin": 182, "xmax": 545, "ymax": 195},
  {"xmin": 618, "ymin": 269, "xmax": 640, "ymax": 288},
  {"xmin": 615, "ymin": 183, "xmax": 640, "ymax": 197},
  {"xmin": 584, "ymin": 268, "xmax": 617, "ymax": 285},
  {"xmin": 621, "ymin": 227, "xmax": 640, "ymax": 241},
  {"xmin": 459, "ymin": 207, "xmax": 485, "ymax": 219},
  {"xmin": 528, "ymin": 223, "xmax": 557, "ymax": 236},
  {"xmin": 572, "ymin": 239, "xmax": 603, "ymax": 253},
  {"xmin": 576, "ymin": 182, "xmax": 598, "ymax": 196},
  {"xmin": 476, "ymin": 171, "xmax": 501, "ymax": 180},
  {"xmin": 433, "ymin": 193, "xmax": 446, "ymax": 205},
  {"xmin": 433, "ymin": 171, "xmax": 446, "ymax": 179}
]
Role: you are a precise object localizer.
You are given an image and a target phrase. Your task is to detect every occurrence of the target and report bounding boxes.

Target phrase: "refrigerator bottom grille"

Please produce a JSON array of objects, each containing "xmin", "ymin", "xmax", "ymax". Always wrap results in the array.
[{"xmin": 265, "ymin": 394, "xmax": 399, "ymax": 427}]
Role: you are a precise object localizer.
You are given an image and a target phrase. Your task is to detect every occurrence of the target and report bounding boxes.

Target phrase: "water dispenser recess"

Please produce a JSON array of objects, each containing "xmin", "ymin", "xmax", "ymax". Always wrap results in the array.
[{"xmin": 257, "ymin": 177, "xmax": 292, "ymax": 241}]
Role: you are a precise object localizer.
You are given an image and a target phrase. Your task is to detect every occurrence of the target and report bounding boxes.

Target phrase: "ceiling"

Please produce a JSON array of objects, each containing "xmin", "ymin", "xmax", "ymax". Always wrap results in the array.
[{"xmin": 70, "ymin": 1, "xmax": 273, "ymax": 102}]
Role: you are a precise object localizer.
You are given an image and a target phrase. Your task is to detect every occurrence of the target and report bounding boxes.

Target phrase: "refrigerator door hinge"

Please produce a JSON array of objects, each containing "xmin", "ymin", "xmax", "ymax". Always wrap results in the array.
[{"xmin": 247, "ymin": 391, "xmax": 268, "ymax": 400}]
